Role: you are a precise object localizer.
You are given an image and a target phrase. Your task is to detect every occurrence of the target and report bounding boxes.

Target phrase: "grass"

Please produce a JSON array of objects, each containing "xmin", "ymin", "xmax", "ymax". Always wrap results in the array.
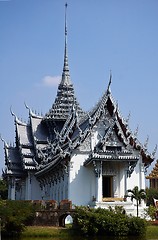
[
  {"xmin": 22, "ymin": 226, "xmax": 75, "ymax": 239},
  {"xmin": 146, "ymin": 225, "xmax": 158, "ymax": 238},
  {"xmin": 21, "ymin": 224, "xmax": 158, "ymax": 239}
]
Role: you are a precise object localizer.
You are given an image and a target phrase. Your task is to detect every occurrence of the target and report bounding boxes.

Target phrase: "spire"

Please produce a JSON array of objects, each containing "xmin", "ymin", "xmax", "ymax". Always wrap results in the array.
[
  {"xmin": 61, "ymin": 3, "xmax": 71, "ymax": 86},
  {"xmin": 44, "ymin": 3, "xmax": 85, "ymax": 122}
]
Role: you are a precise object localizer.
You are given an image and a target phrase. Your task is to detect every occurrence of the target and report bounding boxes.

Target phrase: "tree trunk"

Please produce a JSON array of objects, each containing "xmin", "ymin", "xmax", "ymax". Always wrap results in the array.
[{"xmin": 136, "ymin": 199, "xmax": 139, "ymax": 217}]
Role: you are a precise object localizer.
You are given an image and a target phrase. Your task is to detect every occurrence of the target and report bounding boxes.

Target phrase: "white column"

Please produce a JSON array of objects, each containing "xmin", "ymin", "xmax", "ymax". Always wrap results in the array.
[
  {"xmin": 124, "ymin": 170, "xmax": 127, "ymax": 194},
  {"xmin": 139, "ymin": 161, "xmax": 146, "ymax": 208},
  {"xmin": 26, "ymin": 172, "xmax": 32, "ymax": 200},
  {"xmin": 65, "ymin": 173, "xmax": 69, "ymax": 199},
  {"xmin": 93, "ymin": 161, "xmax": 102, "ymax": 202},
  {"xmin": 124, "ymin": 161, "xmax": 131, "ymax": 194},
  {"xmin": 113, "ymin": 176, "xmax": 118, "ymax": 198},
  {"xmin": 63, "ymin": 175, "xmax": 65, "ymax": 200},
  {"xmin": 96, "ymin": 174, "xmax": 102, "ymax": 202},
  {"xmin": 139, "ymin": 162, "xmax": 145, "ymax": 190},
  {"xmin": 10, "ymin": 178, "xmax": 16, "ymax": 200},
  {"xmin": 67, "ymin": 162, "xmax": 71, "ymax": 200},
  {"xmin": 8, "ymin": 181, "xmax": 11, "ymax": 199}
]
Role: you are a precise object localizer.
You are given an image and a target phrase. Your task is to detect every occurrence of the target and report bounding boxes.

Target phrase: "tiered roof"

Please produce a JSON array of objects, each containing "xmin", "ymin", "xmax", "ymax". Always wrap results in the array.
[
  {"xmin": 146, "ymin": 159, "xmax": 158, "ymax": 179},
  {"xmin": 44, "ymin": 4, "xmax": 84, "ymax": 123}
]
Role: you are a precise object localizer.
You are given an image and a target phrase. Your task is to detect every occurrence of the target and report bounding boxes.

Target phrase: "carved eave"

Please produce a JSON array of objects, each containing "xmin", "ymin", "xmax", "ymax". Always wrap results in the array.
[
  {"xmin": 35, "ymin": 160, "xmax": 69, "ymax": 189},
  {"xmin": 35, "ymin": 107, "xmax": 90, "ymax": 173},
  {"xmin": 84, "ymin": 151, "xmax": 139, "ymax": 166},
  {"xmin": 35, "ymin": 153, "xmax": 70, "ymax": 179},
  {"xmin": 34, "ymin": 116, "xmax": 91, "ymax": 175},
  {"xmin": 56, "ymin": 106, "xmax": 79, "ymax": 143}
]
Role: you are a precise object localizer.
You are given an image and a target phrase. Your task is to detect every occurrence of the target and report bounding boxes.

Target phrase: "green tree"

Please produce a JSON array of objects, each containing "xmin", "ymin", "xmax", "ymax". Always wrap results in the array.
[
  {"xmin": 0, "ymin": 200, "xmax": 38, "ymax": 237},
  {"xmin": 146, "ymin": 187, "xmax": 158, "ymax": 206},
  {"xmin": 125, "ymin": 186, "xmax": 146, "ymax": 217},
  {"xmin": 0, "ymin": 178, "xmax": 8, "ymax": 199}
]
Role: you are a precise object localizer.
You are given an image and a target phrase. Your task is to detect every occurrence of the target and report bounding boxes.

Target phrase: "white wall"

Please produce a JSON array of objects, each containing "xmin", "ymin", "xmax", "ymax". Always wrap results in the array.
[
  {"xmin": 126, "ymin": 157, "xmax": 145, "ymax": 191},
  {"xmin": 69, "ymin": 152, "xmax": 95, "ymax": 206},
  {"xmin": 31, "ymin": 175, "xmax": 40, "ymax": 200}
]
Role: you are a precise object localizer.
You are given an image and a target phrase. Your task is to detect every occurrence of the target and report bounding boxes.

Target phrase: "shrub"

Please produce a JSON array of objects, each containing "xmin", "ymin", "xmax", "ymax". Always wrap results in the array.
[
  {"xmin": 144, "ymin": 205, "xmax": 157, "ymax": 220},
  {"xmin": 0, "ymin": 200, "xmax": 37, "ymax": 237},
  {"xmin": 127, "ymin": 216, "xmax": 147, "ymax": 236},
  {"xmin": 73, "ymin": 206, "xmax": 147, "ymax": 237}
]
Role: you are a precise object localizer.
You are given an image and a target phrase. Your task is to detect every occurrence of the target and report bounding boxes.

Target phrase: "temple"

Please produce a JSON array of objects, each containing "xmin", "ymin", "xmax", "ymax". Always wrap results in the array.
[
  {"xmin": 2, "ymin": 4, "xmax": 156, "ymax": 216},
  {"xmin": 146, "ymin": 160, "xmax": 158, "ymax": 189}
]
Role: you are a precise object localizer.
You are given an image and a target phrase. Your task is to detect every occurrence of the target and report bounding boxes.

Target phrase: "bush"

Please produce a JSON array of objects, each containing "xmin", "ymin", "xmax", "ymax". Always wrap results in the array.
[
  {"xmin": 0, "ymin": 200, "xmax": 38, "ymax": 237},
  {"xmin": 73, "ymin": 206, "xmax": 147, "ymax": 237},
  {"xmin": 127, "ymin": 216, "xmax": 147, "ymax": 236},
  {"xmin": 144, "ymin": 205, "xmax": 157, "ymax": 220}
]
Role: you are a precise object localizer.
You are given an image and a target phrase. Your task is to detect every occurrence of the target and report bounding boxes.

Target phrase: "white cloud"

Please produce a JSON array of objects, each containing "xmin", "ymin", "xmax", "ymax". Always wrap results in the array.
[{"xmin": 42, "ymin": 75, "xmax": 61, "ymax": 87}]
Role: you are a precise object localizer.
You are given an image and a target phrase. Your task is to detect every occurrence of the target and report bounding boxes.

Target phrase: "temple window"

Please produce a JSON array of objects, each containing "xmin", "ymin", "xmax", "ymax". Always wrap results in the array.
[{"xmin": 106, "ymin": 146, "xmax": 122, "ymax": 152}]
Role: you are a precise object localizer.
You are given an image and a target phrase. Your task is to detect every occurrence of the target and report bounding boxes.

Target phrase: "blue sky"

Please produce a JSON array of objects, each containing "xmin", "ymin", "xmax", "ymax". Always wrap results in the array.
[{"xmin": 0, "ymin": 0, "xmax": 158, "ymax": 180}]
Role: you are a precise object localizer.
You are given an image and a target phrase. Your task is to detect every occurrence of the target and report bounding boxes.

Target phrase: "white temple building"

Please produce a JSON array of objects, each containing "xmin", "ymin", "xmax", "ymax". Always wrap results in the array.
[{"xmin": 2, "ymin": 5, "xmax": 156, "ymax": 216}]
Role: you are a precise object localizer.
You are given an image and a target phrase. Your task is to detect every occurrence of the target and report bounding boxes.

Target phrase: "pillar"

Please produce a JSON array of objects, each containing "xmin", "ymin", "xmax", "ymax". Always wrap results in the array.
[
  {"xmin": 93, "ymin": 161, "xmax": 102, "ymax": 202},
  {"xmin": 26, "ymin": 172, "xmax": 32, "ymax": 200},
  {"xmin": 10, "ymin": 177, "xmax": 16, "ymax": 200}
]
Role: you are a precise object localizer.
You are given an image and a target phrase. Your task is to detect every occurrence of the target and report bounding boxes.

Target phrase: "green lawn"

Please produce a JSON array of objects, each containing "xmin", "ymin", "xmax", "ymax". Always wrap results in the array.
[
  {"xmin": 146, "ymin": 225, "xmax": 158, "ymax": 238},
  {"xmin": 22, "ymin": 226, "xmax": 70, "ymax": 238},
  {"xmin": 21, "ymin": 225, "xmax": 158, "ymax": 239}
]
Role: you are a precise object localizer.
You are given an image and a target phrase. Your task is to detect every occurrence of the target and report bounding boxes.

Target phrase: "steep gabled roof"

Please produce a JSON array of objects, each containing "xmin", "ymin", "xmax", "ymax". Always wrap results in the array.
[
  {"xmin": 14, "ymin": 117, "xmax": 37, "ymax": 171},
  {"xmin": 35, "ymin": 78, "xmax": 155, "ymax": 178}
]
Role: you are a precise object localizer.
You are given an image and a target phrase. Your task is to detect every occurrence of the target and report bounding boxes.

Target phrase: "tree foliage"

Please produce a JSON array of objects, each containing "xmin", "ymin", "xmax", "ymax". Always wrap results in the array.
[
  {"xmin": 146, "ymin": 187, "xmax": 158, "ymax": 206},
  {"xmin": 0, "ymin": 200, "xmax": 38, "ymax": 237},
  {"xmin": 0, "ymin": 178, "xmax": 8, "ymax": 200}
]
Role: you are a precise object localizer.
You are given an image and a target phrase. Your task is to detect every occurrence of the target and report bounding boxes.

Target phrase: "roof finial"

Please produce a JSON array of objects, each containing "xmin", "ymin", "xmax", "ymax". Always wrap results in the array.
[
  {"xmin": 10, "ymin": 106, "xmax": 16, "ymax": 119},
  {"xmin": 107, "ymin": 70, "xmax": 112, "ymax": 93},
  {"xmin": 61, "ymin": 2, "xmax": 71, "ymax": 86},
  {"xmin": 152, "ymin": 144, "xmax": 157, "ymax": 158},
  {"xmin": 134, "ymin": 125, "xmax": 139, "ymax": 139},
  {"xmin": 126, "ymin": 111, "xmax": 131, "ymax": 124},
  {"xmin": 144, "ymin": 135, "xmax": 149, "ymax": 150}
]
